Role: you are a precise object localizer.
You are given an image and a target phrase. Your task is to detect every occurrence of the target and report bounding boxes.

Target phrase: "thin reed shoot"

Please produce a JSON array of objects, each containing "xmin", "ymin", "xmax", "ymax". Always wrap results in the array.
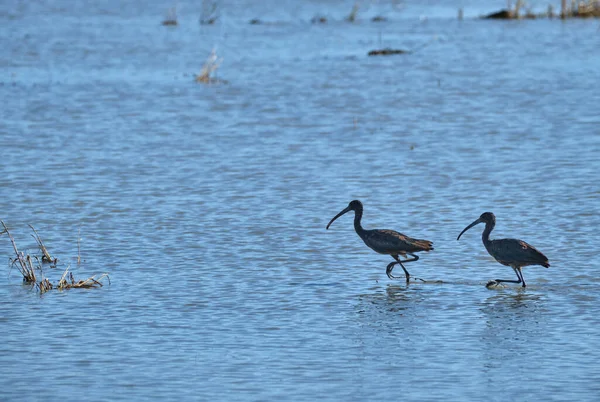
[
  {"xmin": 29, "ymin": 224, "xmax": 57, "ymax": 265},
  {"xmin": 195, "ymin": 47, "xmax": 222, "ymax": 83},
  {"xmin": 77, "ymin": 227, "xmax": 81, "ymax": 264},
  {"xmin": 346, "ymin": 2, "xmax": 359, "ymax": 22},
  {"xmin": 1, "ymin": 220, "xmax": 36, "ymax": 283},
  {"xmin": 200, "ymin": 0, "xmax": 219, "ymax": 24}
]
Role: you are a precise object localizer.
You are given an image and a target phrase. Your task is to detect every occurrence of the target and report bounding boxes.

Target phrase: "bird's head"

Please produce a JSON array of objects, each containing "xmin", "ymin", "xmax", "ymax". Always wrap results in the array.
[
  {"xmin": 326, "ymin": 200, "xmax": 363, "ymax": 230},
  {"xmin": 479, "ymin": 212, "xmax": 495, "ymax": 224},
  {"xmin": 348, "ymin": 200, "xmax": 363, "ymax": 211},
  {"xmin": 457, "ymin": 212, "xmax": 495, "ymax": 240}
]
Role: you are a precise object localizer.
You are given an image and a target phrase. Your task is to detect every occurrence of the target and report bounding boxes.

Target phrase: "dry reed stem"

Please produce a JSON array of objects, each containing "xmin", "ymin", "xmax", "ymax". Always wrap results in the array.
[
  {"xmin": 56, "ymin": 266, "xmax": 110, "ymax": 290},
  {"xmin": 195, "ymin": 48, "xmax": 222, "ymax": 83},
  {"xmin": 38, "ymin": 278, "xmax": 53, "ymax": 293},
  {"xmin": 1, "ymin": 220, "xmax": 36, "ymax": 282},
  {"xmin": 347, "ymin": 2, "xmax": 359, "ymax": 22},
  {"xmin": 28, "ymin": 224, "xmax": 56, "ymax": 264},
  {"xmin": 162, "ymin": 6, "xmax": 178, "ymax": 25},
  {"xmin": 77, "ymin": 227, "xmax": 81, "ymax": 264},
  {"xmin": 200, "ymin": 0, "xmax": 219, "ymax": 24}
]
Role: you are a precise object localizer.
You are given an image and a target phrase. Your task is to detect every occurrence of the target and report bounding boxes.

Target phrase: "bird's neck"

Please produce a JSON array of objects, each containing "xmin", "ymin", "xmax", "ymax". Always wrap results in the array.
[
  {"xmin": 482, "ymin": 220, "xmax": 494, "ymax": 246},
  {"xmin": 353, "ymin": 207, "xmax": 366, "ymax": 236}
]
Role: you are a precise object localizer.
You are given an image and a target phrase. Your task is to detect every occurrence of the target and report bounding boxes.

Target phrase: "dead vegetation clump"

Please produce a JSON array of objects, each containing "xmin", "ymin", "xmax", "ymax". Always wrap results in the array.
[
  {"xmin": 162, "ymin": 6, "xmax": 178, "ymax": 26},
  {"xmin": 0, "ymin": 220, "xmax": 109, "ymax": 294},
  {"xmin": 482, "ymin": 0, "xmax": 600, "ymax": 19},
  {"xmin": 38, "ymin": 278, "xmax": 53, "ymax": 294},
  {"xmin": 195, "ymin": 47, "xmax": 223, "ymax": 84},
  {"xmin": 57, "ymin": 267, "xmax": 110, "ymax": 291},
  {"xmin": 200, "ymin": 0, "xmax": 219, "ymax": 25},
  {"xmin": 567, "ymin": 0, "xmax": 600, "ymax": 17}
]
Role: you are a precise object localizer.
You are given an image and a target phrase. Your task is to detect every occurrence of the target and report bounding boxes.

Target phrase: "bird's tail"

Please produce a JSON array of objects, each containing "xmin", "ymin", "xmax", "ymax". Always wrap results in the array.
[
  {"xmin": 543, "ymin": 262, "xmax": 550, "ymax": 268},
  {"xmin": 414, "ymin": 239, "xmax": 434, "ymax": 252}
]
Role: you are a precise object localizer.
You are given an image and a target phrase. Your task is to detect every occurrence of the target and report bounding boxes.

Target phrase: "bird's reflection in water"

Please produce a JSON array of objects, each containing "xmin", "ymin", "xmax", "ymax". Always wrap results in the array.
[
  {"xmin": 479, "ymin": 290, "xmax": 548, "ymax": 365},
  {"xmin": 356, "ymin": 285, "xmax": 422, "ymax": 318},
  {"xmin": 384, "ymin": 285, "xmax": 413, "ymax": 312},
  {"xmin": 482, "ymin": 289, "xmax": 543, "ymax": 314}
]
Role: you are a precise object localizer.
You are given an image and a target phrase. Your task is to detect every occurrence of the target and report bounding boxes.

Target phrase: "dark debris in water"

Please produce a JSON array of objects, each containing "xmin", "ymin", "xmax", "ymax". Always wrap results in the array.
[{"xmin": 368, "ymin": 48, "xmax": 410, "ymax": 56}]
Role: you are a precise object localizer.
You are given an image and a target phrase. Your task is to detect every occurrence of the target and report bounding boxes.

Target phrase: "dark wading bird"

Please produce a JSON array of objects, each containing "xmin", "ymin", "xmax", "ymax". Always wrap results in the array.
[
  {"xmin": 326, "ymin": 200, "xmax": 433, "ymax": 283},
  {"xmin": 457, "ymin": 212, "xmax": 550, "ymax": 288}
]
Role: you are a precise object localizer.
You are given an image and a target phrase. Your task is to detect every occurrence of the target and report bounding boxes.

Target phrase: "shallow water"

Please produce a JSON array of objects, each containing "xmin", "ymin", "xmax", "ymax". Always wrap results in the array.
[{"xmin": 1, "ymin": 0, "xmax": 600, "ymax": 400}]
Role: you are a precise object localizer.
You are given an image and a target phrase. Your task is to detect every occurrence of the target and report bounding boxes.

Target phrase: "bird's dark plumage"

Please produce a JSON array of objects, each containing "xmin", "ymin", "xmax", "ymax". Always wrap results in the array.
[
  {"xmin": 485, "ymin": 238, "xmax": 550, "ymax": 268},
  {"xmin": 457, "ymin": 212, "xmax": 549, "ymax": 287},
  {"xmin": 326, "ymin": 200, "xmax": 433, "ymax": 282},
  {"xmin": 361, "ymin": 229, "xmax": 433, "ymax": 256}
]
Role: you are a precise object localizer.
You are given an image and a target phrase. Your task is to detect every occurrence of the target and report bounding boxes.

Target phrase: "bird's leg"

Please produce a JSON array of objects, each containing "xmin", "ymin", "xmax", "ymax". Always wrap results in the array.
[
  {"xmin": 390, "ymin": 254, "xmax": 425, "ymax": 283},
  {"xmin": 486, "ymin": 267, "xmax": 525, "ymax": 288},
  {"xmin": 516, "ymin": 267, "xmax": 526, "ymax": 287},
  {"xmin": 386, "ymin": 255, "xmax": 405, "ymax": 280},
  {"xmin": 400, "ymin": 254, "xmax": 419, "ymax": 264},
  {"xmin": 386, "ymin": 261, "xmax": 402, "ymax": 280},
  {"xmin": 386, "ymin": 259, "xmax": 410, "ymax": 283}
]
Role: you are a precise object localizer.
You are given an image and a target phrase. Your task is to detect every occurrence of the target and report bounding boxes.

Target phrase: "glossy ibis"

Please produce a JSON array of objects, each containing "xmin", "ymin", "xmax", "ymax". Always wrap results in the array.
[
  {"xmin": 457, "ymin": 212, "xmax": 550, "ymax": 288},
  {"xmin": 326, "ymin": 200, "xmax": 433, "ymax": 283}
]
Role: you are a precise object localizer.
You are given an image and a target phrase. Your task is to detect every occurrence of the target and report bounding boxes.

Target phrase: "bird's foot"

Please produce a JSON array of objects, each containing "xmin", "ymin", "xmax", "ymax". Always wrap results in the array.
[
  {"xmin": 386, "ymin": 262, "xmax": 400, "ymax": 280},
  {"xmin": 410, "ymin": 277, "xmax": 426, "ymax": 283},
  {"xmin": 486, "ymin": 280, "xmax": 506, "ymax": 289}
]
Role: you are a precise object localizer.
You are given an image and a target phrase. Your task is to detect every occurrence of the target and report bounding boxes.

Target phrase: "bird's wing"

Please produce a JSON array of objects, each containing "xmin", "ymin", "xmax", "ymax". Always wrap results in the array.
[
  {"xmin": 489, "ymin": 238, "xmax": 549, "ymax": 267},
  {"xmin": 363, "ymin": 229, "xmax": 433, "ymax": 254}
]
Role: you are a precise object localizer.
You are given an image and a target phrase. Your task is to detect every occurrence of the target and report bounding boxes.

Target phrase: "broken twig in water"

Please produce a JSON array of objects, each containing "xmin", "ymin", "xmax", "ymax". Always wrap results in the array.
[
  {"xmin": 38, "ymin": 278, "xmax": 53, "ymax": 294},
  {"xmin": 77, "ymin": 227, "xmax": 81, "ymax": 264},
  {"xmin": 1, "ymin": 220, "xmax": 36, "ymax": 283},
  {"xmin": 195, "ymin": 47, "xmax": 223, "ymax": 83},
  {"xmin": 29, "ymin": 224, "xmax": 57, "ymax": 265}
]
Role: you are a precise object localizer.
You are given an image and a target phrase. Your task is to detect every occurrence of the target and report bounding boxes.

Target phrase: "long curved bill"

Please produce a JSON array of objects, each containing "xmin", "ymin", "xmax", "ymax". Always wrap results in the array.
[
  {"xmin": 326, "ymin": 206, "xmax": 352, "ymax": 230},
  {"xmin": 457, "ymin": 218, "xmax": 482, "ymax": 240}
]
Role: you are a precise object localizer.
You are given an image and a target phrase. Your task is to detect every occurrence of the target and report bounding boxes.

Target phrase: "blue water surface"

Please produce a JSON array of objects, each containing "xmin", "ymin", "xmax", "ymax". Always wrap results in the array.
[{"xmin": 1, "ymin": 0, "xmax": 600, "ymax": 400}]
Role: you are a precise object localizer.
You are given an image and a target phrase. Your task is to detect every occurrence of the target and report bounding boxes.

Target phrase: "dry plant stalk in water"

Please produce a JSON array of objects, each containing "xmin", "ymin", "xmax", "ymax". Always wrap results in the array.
[
  {"xmin": 29, "ymin": 224, "xmax": 57, "ymax": 264},
  {"xmin": 200, "ymin": 0, "xmax": 219, "ymax": 24},
  {"xmin": 1, "ymin": 221, "xmax": 109, "ymax": 293},
  {"xmin": 38, "ymin": 278, "xmax": 53, "ymax": 294},
  {"xmin": 347, "ymin": 2, "xmax": 359, "ymax": 22},
  {"xmin": 1, "ymin": 220, "xmax": 37, "ymax": 283},
  {"xmin": 196, "ymin": 48, "xmax": 222, "ymax": 83},
  {"xmin": 162, "ymin": 6, "xmax": 178, "ymax": 25},
  {"xmin": 77, "ymin": 227, "xmax": 81, "ymax": 264},
  {"xmin": 57, "ymin": 266, "xmax": 110, "ymax": 290}
]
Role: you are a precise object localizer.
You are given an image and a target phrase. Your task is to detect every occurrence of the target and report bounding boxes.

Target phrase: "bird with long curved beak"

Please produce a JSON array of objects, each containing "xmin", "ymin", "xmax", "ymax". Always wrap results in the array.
[
  {"xmin": 326, "ymin": 200, "xmax": 433, "ymax": 283},
  {"xmin": 457, "ymin": 212, "xmax": 550, "ymax": 288}
]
